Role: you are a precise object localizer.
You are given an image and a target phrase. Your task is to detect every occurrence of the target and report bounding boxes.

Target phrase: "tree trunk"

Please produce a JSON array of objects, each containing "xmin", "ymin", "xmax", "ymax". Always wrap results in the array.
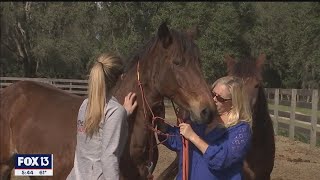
[
  {"xmin": 23, "ymin": 56, "xmax": 36, "ymax": 77},
  {"xmin": 11, "ymin": 2, "xmax": 37, "ymax": 77}
]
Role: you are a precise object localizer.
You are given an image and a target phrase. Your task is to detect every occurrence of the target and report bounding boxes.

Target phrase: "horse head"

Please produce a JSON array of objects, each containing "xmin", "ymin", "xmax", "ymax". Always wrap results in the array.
[
  {"xmin": 122, "ymin": 22, "xmax": 217, "ymax": 124},
  {"xmin": 225, "ymin": 53, "xmax": 266, "ymax": 108},
  {"xmin": 151, "ymin": 22, "xmax": 216, "ymax": 124}
]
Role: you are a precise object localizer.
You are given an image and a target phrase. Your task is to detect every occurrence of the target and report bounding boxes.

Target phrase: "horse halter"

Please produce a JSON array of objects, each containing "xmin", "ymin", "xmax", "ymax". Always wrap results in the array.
[{"xmin": 136, "ymin": 61, "xmax": 189, "ymax": 180}]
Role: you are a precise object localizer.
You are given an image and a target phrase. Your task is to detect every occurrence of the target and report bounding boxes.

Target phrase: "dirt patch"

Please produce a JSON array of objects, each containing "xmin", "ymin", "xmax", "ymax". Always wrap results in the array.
[{"xmin": 271, "ymin": 136, "xmax": 320, "ymax": 180}]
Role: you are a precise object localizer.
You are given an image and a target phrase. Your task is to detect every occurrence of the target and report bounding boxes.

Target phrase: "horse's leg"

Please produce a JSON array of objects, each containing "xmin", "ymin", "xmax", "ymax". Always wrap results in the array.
[
  {"xmin": 157, "ymin": 152, "xmax": 179, "ymax": 180},
  {"xmin": 244, "ymin": 119, "xmax": 275, "ymax": 180},
  {"xmin": 244, "ymin": 154, "xmax": 275, "ymax": 180},
  {"xmin": 0, "ymin": 154, "xmax": 14, "ymax": 180},
  {"xmin": 244, "ymin": 146, "xmax": 274, "ymax": 180},
  {"xmin": 29, "ymin": 176, "xmax": 49, "ymax": 180},
  {"xmin": 0, "ymin": 143, "xmax": 15, "ymax": 179},
  {"xmin": 243, "ymin": 160, "xmax": 255, "ymax": 180},
  {"xmin": 0, "ymin": 114, "xmax": 15, "ymax": 180},
  {"xmin": 137, "ymin": 139, "xmax": 159, "ymax": 180},
  {"xmin": 120, "ymin": 138, "xmax": 159, "ymax": 180},
  {"xmin": 151, "ymin": 145, "xmax": 159, "ymax": 174},
  {"xmin": 254, "ymin": 174, "xmax": 271, "ymax": 180}
]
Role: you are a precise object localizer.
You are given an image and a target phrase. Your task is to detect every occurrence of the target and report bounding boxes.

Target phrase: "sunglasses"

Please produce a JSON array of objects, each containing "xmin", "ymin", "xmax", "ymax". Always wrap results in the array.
[{"xmin": 211, "ymin": 92, "xmax": 232, "ymax": 102}]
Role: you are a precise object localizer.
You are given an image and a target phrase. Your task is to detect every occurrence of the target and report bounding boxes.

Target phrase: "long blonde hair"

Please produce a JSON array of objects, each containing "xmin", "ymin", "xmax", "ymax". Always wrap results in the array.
[
  {"xmin": 211, "ymin": 76, "xmax": 252, "ymax": 128},
  {"xmin": 84, "ymin": 53, "xmax": 124, "ymax": 138}
]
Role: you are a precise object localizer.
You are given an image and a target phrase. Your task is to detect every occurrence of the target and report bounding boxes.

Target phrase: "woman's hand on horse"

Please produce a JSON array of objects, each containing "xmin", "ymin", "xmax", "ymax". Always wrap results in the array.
[
  {"xmin": 123, "ymin": 92, "xmax": 138, "ymax": 116},
  {"xmin": 179, "ymin": 123, "xmax": 196, "ymax": 140}
]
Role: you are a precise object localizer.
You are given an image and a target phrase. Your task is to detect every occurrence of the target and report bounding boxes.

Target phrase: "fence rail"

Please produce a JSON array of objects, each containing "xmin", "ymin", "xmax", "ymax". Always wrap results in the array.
[
  {"xmin": 0, "ymin": 77, "xmax": 88, "ymax": 95},
  {"xmin": 0, "ymin": 77, "xmax": 319, "ymax": 147},
  {"xmin": 265, "ymin": 88, "xmax": 319, "ymax": 148}
]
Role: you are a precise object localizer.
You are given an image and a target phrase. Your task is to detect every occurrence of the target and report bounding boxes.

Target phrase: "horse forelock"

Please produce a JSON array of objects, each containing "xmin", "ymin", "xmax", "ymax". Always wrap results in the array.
[
  {"xmin": 173, "ymin": 30, "xmax": 199, "ymax": 59},
  {"xmin": 124, "ymin": 29, "xmax": 199, "ymax": 74}
]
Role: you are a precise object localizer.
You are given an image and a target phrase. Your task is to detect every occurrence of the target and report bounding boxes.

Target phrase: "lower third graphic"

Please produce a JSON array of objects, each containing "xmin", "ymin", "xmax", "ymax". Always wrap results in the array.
[{"xmin": 14, "ymin": 154, "xmax": 53, "ymax": 176}]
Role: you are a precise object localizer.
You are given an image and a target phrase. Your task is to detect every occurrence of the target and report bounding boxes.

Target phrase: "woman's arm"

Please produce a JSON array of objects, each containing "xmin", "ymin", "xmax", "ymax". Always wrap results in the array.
[
  {"xmin": 189, "ymin": 133, "xmax": 209, "ymax": 153},
  {"xmin": 203, "ymin": 123, "xmax": 252, "ymax": 170},
  {"xmin": 179, "ymin": 123, "xmax": 209, "ymax": 153},
  {"xmin": 180, "ymin": 122, "xmax": 252, "ymax": 171},
  {"xmin": 158, "ymin": 124, "xmax": 183, "ymax": 151}
]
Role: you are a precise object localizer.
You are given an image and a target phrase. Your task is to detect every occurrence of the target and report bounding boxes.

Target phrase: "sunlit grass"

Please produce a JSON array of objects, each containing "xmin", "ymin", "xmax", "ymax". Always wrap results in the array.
[{"xmin": 268, "ymin": 104, "xmax": 320, "ymax": 118}]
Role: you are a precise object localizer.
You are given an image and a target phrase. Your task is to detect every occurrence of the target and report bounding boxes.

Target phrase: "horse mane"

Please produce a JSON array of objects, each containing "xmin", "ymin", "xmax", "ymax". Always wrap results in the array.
[
  {"xmin": 253, "ymin": 86, "xmax": 269, "ymax": 117},
  {"xmin": 124, "ymin": 36, "xmax": 157, "ymax": 73},
  {"xmin": 252, "ymin": 86, "xmax": 272, "ymax": 128}
]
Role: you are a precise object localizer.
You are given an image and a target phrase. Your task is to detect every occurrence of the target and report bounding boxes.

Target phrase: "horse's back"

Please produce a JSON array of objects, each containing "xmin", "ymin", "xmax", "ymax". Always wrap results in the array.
[
  {"xmin": 1, "ymin": 80, "xmax": 84, "ymax": 129},
  {"xmin": 0, "ymin": 80, "xmax": 85, "ymax": 179}
]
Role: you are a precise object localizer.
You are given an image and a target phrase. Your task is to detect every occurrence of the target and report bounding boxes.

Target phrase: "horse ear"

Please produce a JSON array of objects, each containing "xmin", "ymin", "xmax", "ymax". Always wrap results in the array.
[
  {"xmin": 256, "ymin": 53, "xmax": 266, "ymax": 69},
  {"xmin": 186, "ymin": 26, "xmax": 199, "ymax": 40},
  {"xmin": 224, "ymin": 54, "xmax": 236, "ymax": 74},
  {"xmin": 157, "ymin": 21, "xmax": 173, "ymax": 49}
]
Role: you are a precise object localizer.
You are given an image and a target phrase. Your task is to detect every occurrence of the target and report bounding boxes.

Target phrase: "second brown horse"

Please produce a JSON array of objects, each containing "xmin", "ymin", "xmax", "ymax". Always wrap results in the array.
[{"xmin": 158, "ymin": 53, "xmax": 275, "ymax": 180}]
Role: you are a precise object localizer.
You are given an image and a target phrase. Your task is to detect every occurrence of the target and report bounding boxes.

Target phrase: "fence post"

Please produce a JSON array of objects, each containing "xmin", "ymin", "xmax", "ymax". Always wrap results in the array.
[
  {"xmin": 274, "ymin": 89, "xmax": 279, "ymax": 135},
  {"xmin": 310, "ymin": 89, "xmax": 319, "ymax": 148},
  {"xmin": 289, "ymin": 89, "xmax": 297, "ymax": 140},
  {"xmin": 265, "ymin": 88, "xmax": 270, "ymax": 99},
  {"xmin": 69, "ymin": 82, "xmax": 72, "ymax": 92}
]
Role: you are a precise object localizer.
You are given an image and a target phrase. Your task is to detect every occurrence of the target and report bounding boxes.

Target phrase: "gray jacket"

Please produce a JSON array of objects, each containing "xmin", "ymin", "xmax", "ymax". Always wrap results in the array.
[{"xmin": 67, "ymin": 97, "xmax": 128, "ymax": 180}]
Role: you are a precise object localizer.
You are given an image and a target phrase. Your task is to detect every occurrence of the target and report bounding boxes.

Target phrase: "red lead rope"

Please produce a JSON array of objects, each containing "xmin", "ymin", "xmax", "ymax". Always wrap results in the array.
[
  {"xmin": 136, "ymin": 62, "xmax": 189, "ymax": 180},
  {"xmin": 171, "ymin": 102, "xmax": 189, "ymax": 180},
  {"xmin": 182, "ymin": 135, "xmax": 189, "ymax": 180}
]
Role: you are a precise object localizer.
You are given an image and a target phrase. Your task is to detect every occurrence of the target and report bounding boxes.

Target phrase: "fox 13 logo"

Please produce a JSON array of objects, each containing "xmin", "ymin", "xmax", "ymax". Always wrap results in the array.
[{"xmin": 15, "ymin": 154, "xmax": 53, "ymax": 176}]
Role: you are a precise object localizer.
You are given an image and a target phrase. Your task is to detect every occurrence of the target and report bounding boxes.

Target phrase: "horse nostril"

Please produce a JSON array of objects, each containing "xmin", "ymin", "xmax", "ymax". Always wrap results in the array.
[{"xmin": 200, "ymin": 107, "xmax": 213, "ymax": 123}]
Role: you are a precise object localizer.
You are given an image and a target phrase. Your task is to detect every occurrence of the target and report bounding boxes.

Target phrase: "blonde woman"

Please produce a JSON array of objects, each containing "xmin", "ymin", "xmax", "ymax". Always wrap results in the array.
[
  {"xmin": 67, "ymin": 53, "xmax": 137, "ymax": 180},
  {"xmin": 158, "ymin": 76, "xmax": 252, "ymax": 180}
]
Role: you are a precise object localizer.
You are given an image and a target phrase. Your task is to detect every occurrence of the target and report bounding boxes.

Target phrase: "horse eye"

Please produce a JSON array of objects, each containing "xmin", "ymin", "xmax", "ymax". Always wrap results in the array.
[
  {"xmin": 254, "ymin": 84, "xmax": 259, "ymax": 88},
  {"xmin": 173, "ymin": 58, "xmax": 185, "ymax": 66},
  {"xmin": 173, "ymin": 59, "xmax": 180, "ymax": 65}
]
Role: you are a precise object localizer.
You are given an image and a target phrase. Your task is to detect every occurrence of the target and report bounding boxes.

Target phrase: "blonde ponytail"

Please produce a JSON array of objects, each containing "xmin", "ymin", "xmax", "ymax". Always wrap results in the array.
[{"xmin": 84, "ymin": 53, "xmax": 124, "ymax": 138}]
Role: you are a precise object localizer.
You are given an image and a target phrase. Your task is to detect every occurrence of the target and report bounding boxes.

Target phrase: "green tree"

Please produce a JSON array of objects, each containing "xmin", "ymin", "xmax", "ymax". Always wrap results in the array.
[
  {"xmin": 247, "ymin": 2, "xmax": 320, "ymax": 88},
  {"xmin": 1, "ymin": 2, "xmax": 37, "ymax": 77}
]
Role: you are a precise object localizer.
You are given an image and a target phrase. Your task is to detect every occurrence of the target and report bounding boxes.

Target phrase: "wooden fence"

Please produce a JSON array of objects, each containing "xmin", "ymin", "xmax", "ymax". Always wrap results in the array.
[
  {"xmin": 0, "ymin": 77, "xmax": 319, "ymax": 148},
  {"xmin": 0, "ymin": 77, "xmax": 88, "ymax": 96},
  {"xmin": 265, "ymin": 88, "xmax": 319, "ymax": 148}
]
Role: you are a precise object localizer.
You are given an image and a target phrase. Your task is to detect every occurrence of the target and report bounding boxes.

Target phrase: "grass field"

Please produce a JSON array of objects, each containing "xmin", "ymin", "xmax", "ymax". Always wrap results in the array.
[
  {"xmin": 277, "ymin": 127, "xmax": 320, "ymax": 147},
  {"xmin": 268, "ymin": 103, "xmax": 320, "ymax": 118}
]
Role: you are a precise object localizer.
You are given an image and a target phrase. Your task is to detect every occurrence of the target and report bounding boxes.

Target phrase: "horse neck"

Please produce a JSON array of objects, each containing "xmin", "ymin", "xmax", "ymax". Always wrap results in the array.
[
  {"xmin": 118, "ymin": 53, "xmax": 163, "ymax": 110},
  {"xmin": 252, "ymin": 86, "xmax": 272, "ymax": 128},
  {"xmin": 142, "ymin": 56, "xmax": 164, "ymax": 102}
]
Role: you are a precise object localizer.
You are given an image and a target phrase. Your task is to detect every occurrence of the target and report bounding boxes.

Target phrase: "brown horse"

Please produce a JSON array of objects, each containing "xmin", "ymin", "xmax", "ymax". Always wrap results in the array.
[
  {"xmin": 225, "ymin": 53, "xmax": 275, "ymax": 180},
  {"xmin": 0, "ymin": 22, "xmax": 217, "ymax": 180},
  {"xmin": 158, "ymin": 53, "xmax": 275, "ymax": 180}
]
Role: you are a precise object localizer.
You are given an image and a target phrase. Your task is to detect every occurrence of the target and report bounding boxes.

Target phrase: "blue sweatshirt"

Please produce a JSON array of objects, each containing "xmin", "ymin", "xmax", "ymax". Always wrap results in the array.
[{"xmin": 159, "ymin": 121, "xmax": 252, "ymax": 180}]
